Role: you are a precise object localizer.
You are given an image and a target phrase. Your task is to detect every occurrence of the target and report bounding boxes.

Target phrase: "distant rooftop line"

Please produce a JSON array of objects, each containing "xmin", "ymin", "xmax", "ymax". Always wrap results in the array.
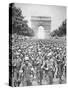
[{"xmin": 31, "ymin": 16, "xmax": 51, "ymax": 18}]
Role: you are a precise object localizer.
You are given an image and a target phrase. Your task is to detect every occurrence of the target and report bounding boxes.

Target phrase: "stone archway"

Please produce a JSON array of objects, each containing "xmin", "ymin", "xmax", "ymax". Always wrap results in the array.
[{"xmin": 31, "ymin": 16, "xmax": 51, "ymax": 39}]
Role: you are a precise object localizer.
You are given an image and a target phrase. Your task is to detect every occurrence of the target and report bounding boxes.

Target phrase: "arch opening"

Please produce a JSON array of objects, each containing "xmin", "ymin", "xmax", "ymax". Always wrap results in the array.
[{"xmin": 36, "ymin": 26, "xmax": 46, "ymax": 39}]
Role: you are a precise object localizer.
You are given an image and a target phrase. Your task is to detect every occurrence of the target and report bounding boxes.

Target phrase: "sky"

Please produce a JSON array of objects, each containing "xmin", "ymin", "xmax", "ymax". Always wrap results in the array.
[{"xmin": 15, "ymin": 3, "xmax": 66, "ymax": 32}]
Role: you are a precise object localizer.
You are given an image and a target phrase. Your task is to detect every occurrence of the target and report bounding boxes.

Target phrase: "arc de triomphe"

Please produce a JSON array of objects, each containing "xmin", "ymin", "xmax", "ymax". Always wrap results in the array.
[{"xmin": 31, "ymin": 16, "xmax": 51, "ymax": 39}]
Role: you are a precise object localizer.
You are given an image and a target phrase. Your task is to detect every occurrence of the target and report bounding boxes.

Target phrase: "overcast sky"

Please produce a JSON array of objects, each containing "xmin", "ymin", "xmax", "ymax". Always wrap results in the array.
[{"xmin": 15, "ymin": 3, "xmax": 66, "ymax": 32}]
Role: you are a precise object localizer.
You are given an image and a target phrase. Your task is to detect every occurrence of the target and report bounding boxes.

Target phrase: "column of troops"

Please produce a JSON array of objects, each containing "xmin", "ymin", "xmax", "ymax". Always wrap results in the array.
[{"xmin": 10, "ymin": 36, "xmax": 66, "ymax": 86}]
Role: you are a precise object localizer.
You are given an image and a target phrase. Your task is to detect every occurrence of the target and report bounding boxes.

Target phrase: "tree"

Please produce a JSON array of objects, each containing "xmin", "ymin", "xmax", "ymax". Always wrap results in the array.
[
  {"xmin": 51, "ymin": 19, "xmax": 66, "ymax": 37},
  {"xmin": 9, "ymin": 3, "xmax": 34, "ymax": 37},
  {"xmin": 59, "ymin": 19, "xmax": 66, "ymax": 36}
]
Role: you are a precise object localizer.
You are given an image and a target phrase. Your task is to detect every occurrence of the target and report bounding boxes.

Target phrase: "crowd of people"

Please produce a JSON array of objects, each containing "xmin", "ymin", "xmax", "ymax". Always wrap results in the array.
[{"xmin": 10, "ymin": 35, "xmax": 66, "ymax": 87}]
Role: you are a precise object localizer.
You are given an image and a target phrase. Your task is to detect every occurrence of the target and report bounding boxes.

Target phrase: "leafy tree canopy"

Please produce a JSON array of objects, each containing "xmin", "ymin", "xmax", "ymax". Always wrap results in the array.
[
  {"xmin": 9, "ymin": 3, "xmax": 34, "ymax": 37},
  {"xmin": 51, "ymin": 19, "xmax": 66, "ymax": 37}
]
